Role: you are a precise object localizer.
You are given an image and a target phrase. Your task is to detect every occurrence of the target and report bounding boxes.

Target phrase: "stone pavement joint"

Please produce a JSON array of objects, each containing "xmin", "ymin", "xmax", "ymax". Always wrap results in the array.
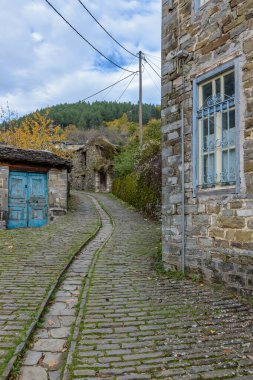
[
  {"xmin": 64, "ymin": 194, "xmax": 253, "ymax": 380},
  {"xmin": 17, "ymin": 195, "xmax": 113, "ymax": 380},
  {"xmin": 0, "ymin": 192, "xmax": 100, "ymax": 379}
]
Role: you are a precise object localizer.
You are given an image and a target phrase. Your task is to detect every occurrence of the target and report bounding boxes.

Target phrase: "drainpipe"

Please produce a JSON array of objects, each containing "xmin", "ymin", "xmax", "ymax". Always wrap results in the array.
[
  {"xmin": 175, "ymin": 49, "xmax": 189, "ymax": 274},
  {"xmin": 181, "ymin": 106, "xmax": 185, "ymax": 274}
]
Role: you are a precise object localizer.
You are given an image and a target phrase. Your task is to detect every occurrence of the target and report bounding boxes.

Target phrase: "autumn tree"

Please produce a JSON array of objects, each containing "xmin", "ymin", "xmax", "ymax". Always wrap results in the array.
[{"xmin": 0, "ymin": 109, "xmax": 71, "ymax": 158}]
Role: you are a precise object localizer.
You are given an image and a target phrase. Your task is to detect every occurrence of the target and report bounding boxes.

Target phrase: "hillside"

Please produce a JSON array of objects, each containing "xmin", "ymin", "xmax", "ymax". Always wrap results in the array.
[{"xmin": 22, "ymin": 101, "xmax": 160, "ymax": 129}]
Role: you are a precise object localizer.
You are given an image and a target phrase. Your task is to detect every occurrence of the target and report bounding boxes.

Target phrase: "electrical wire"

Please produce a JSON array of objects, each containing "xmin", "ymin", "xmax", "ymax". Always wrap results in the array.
[
  {"xmin": 143, "ymin": 63, "xmax": 161, "ymax": 96},
  {"xmin": 117, "ymin": 72, "xmax": 138, "ymax": 102},
  {"xmin": 143, "ymin": 57, "xmax": 161, "ymax": 79},
  {"xmin": 43, "ymin": 0, "xmax": 136, "ymax": 73},
  {"xmin": 101, "ymin": 56, "xmax": 137, "ymax": 101},
  {"xmin": 144, "ymin": 55, "xmax": 161, "ymax": 71},
  {"xmin": 144, "ymin": 53, "xmax": 161, "ymax": 62},
  {"xmin": 82, "ymin": 72, "xmax": 138, "ymax": 101},
  {"xmin": 77, "ymin": 0, "xmax": 137, "ymax": 58}
]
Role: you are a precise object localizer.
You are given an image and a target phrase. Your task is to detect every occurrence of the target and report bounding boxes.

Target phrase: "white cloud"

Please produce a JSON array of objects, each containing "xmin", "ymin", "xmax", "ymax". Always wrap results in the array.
[
  {"xmin": 31, "ymin": 32, "xmax": 44, "ymax": 43},
  {"xmin": 0, "ymin": 0, "xmax": 161, "ymax": 116}
]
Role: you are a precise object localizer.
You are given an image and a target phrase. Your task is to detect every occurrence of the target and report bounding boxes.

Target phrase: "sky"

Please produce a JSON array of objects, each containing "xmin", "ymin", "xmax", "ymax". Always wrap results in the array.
[{"xmin": 0, "ymin": 0, "xmax": 161, "ymax": 117}]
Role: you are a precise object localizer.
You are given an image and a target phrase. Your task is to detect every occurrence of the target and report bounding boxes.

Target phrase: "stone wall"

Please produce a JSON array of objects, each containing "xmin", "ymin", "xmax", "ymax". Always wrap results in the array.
[
  {"xmin": 71, "ymin": 146, "xmax": 98, "ymax": 192},
  {"xmin": 0, "ymin": 166, "xmax": 9, "ymax": 229},
  {"xmin": 71, "ymin": 143, "xmax": 114, "ymax": 193},
  {"xmin": 162, "ymin": 0, "xmax": 253, "ymax": 294},
  {"xmin": 48, "ymin": 168, "xmax": 68, "ymax": 219}
]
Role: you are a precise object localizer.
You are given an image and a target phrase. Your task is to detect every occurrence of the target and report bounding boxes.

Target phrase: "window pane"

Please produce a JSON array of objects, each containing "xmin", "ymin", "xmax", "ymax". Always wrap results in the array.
[
  {"xmin": 204, "ymin": 154, "xmax": 215, "ymax": 184},
  {"xmin": 202, "ymin": 82, "xmax": 213, "ymax": 106},
  {"xmin": 224, "ymin": 72, "xmax": 235, "ymax": 98},
  {"xmin": 203, "ymin": 116, "xmax": 215, "ymax": 151},
  {"xmin": 222, "ymin": 149, "xmax": 236, "ymax": 182},
  {"xmin": 215, "ymin": 78, "xmax": 221, "ymax": 95},
  {"xmin": 222, "ymin": 109, "xmax": 236, "ymax": 147}
]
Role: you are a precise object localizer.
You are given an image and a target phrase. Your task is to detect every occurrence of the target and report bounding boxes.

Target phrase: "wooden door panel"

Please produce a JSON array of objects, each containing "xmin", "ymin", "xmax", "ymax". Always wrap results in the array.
[
  {"xmin": 8, "ymin": 172, "xmax": 28, "ymax": 229},
  {"xmin": 8, "ymin": 171, "xmax": 48, "ymax": 229},
  {"xmin": 28, "ymin": 173, "xmax": 48, "ymax": 228}
]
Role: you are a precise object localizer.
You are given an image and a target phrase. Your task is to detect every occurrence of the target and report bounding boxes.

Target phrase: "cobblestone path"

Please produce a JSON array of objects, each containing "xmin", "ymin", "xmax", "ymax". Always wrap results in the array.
[
  {"xmin": 18, "ymin": 196, "xmax": 113, "ymax": 380},
  {"xmin": 0, "ymin": 192, "xmax": 99, "ymax": 378},
  {"xmin": 64, "ymin": 194, "xmax": 253, "ymax": 380}
]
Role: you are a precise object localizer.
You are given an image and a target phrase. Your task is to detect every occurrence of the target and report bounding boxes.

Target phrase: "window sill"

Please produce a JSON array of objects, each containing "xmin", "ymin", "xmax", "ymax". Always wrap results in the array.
[{"xmin": 195, "ymin": 186, "xmax": 237, "ymax": 198}]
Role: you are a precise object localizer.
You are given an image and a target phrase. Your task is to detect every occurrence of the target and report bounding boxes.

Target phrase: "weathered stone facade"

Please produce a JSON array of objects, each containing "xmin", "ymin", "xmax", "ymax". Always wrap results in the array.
[
  {"xmin": 71, "ymin": 138, "xmax": 116, "ymax": 193},
  {"xmin": 0, "ymin": 147, "xmax": 71, "ymax": 229},
  {"xmin": 162, "ymin": 0, "xmax": 253, "ymax": 294}
]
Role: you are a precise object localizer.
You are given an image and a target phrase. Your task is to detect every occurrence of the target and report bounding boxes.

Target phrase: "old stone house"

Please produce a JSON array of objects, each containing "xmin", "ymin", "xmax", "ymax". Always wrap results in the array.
[
  {"xmin": 162, "ymin": 0, "xmax": 253, "ymax": 293},
  {"xmin": 71, "ymin": 138, "xmax": 117, "ymax": 192},
  {"xmin": 0, "ymin": 146, "xmax": 72, "ymax": 229}
]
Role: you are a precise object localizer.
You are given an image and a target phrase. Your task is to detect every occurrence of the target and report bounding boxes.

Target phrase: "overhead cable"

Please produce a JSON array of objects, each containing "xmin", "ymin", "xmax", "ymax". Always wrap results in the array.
[
  {"xmin": 145, "ymin": 53, "xmax": 161, "ymax": 61},
  {"xmin": 77, "ymin": 0, "xmax": 137, "ymax": 58},
  {"xmin": 44, "ymin": 0, "xmax": 135, "ymax": 73},
  {"xmin": 102, "ymin": 56, "xmax": 138, "ymax": 101},
  {"xmin": 82, "ymin": 72, "xmax": 138, "ymax": 101},
  {"xmin": 143, "ymin": 57, "xmax": 161, "ymax": 79},
  {"xmin": 143, "ymin": 63, "xmax": 161, "ymax": 96},
  {"xmin": 144, "ymin": 56, "xmax": 161, "ymax": 71},
  {"xmin": 117, "ymin": 72, "xmax": 138, "ymax": 102}
]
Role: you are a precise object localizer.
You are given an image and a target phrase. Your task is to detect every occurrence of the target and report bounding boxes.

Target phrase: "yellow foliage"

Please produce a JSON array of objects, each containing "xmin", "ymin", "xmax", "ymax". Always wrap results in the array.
[
  {"xmin": 105, "ymin": 113, "xmax": 137, "ymax": 136},
  {"xmin": 0, "ymin": 110, "xmax": 71, "ymax": 159}
]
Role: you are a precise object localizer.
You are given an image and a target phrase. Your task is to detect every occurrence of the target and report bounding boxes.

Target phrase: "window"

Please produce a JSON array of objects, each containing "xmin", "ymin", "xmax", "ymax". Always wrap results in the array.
[
  {"xmin": 193, "ymin": 61, "xmax": 239, "ymax": 193},
  {"xmin": 195, "ymin": 0, "xmax": 209, "ymax": 11}
]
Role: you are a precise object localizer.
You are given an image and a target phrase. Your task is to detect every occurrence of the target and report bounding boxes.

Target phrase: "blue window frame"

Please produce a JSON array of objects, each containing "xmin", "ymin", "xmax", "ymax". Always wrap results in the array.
[{"xmin": 192, "ymin": 59, "xmax": 240, "ymax": 195}]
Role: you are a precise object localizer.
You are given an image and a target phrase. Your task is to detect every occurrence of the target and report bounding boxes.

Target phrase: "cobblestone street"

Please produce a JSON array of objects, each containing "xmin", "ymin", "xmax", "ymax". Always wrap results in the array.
[
  {"xmin": 2, "ymin": 193, "xmax": 253, "ymax": 380},
  {"xmin": 63, "ymin": 194, "xmax": 253, "ymax": 380},
  {"xmin": 0, "ymin": 192, "xmax": 99, "ymax": 378}
]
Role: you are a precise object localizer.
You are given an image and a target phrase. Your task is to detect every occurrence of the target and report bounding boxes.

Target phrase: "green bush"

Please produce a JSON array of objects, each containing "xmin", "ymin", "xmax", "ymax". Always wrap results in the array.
[
  {"xmin": 113, "ymin": 142, "xmax": 138, "ymax": 178},
  {"xmin": 112, "ymin": 172, "xmax": 160, "ymax": 218}
]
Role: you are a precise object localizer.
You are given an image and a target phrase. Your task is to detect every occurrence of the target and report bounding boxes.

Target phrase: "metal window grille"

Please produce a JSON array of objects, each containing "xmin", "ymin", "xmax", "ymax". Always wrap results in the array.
[{"xmin": 196, "ymin": 79, "xmax": 236, "ymax": 188}]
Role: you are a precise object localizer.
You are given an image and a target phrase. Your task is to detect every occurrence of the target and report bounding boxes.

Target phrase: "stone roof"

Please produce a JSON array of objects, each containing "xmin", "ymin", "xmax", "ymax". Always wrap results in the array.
[{"xmin": 0, "ymin": 146, "xmax": 72, "ymax": 171}]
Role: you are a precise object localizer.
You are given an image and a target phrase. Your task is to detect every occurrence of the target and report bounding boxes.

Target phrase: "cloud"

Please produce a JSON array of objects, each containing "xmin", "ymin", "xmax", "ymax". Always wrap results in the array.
[
  {"xmin": 31, "ymin": 32, "xmax": 44, "ymax": 43},
  {"xmin": 0, "ymin": 0, "xmax": 161, "ymax": 116}
]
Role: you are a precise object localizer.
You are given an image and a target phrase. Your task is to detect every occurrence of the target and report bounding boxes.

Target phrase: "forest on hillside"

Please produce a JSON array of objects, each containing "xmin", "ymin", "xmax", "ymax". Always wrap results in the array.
[{"xmin": 20, "ymin": 101, "xmax": 160, "ymax": 129}]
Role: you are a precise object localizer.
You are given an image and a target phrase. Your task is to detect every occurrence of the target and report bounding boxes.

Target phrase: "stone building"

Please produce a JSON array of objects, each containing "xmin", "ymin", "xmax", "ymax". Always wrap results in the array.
[
  {"xmin": 71, "ymin": 138, "xmax": 117, "ymax": 193},
  {"xmin": 162, "ymin": 0, "xmax": 253, "ymax": 293},
  {"xmin": 0, "ymin": 146, "xmax": 72, "ymax": 229}
]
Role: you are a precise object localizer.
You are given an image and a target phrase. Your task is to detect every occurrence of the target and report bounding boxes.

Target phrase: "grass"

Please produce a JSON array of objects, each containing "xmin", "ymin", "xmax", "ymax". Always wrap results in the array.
[{"xmin": 153, "ymin": 243, "xmax": 186, "ymax": 280}]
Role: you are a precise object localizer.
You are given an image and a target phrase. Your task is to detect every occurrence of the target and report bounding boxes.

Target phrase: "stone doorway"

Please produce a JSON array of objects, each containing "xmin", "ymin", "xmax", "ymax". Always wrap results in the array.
[{"xmin": 99, "ymin": 172, "xmax": 107, "ymax": 192}]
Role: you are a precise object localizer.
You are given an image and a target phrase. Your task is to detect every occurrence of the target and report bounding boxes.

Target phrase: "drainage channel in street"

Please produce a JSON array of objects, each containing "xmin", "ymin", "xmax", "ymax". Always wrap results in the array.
[{"xmin": 14, "ymin": 195, "xmax": 113, "ymax": 380}]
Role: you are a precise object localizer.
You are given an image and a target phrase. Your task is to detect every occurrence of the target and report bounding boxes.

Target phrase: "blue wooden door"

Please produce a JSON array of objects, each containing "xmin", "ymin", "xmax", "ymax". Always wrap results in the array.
[
  {"xmin": 28, "ymin": 173, "xmax": 48, "ymax": 228},
  {"xmin": 8, "ymin": 171, "xmax": 48, "ymax": 229},
  {"xmin": 8, "ymin": 172, "xmax": 28, "ymax": 229}
]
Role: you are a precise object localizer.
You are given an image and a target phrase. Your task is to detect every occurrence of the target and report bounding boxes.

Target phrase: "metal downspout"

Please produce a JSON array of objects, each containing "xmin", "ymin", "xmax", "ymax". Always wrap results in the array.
[{"xmin": 181, "ymin": 106, "xmax": 185, "ymax": 273}]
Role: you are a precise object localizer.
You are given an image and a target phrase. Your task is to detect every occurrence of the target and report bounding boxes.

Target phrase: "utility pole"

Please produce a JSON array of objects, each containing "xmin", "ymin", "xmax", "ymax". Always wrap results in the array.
[{"xmin": 138, "ymin": 51, "xmax": 143, "ymax": 146}]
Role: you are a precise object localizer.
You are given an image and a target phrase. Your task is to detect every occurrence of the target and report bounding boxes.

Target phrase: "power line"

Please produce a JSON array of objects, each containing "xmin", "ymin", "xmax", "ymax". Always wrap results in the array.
[
  {"xmin": 43, "ymin": 0, "xmax": 135, "ymax": 73},
  {"xmin": 144, "ymin": 56, "xmax": 161, "ymax": 71},
  {"xmin": 102, "ymin": 56, "xmax": 137, "ymax": 101},
  {"xmin": 77, "ymin": 0, "xmax": 137, "ymax": 58},
  {"xmin": 82, "ymin": 72, "xmax": 138, "ymax": 101},
  {"xmin": 145, "ymin": 53, "xmax": 161, "ymax": 61},
  {"xmin": 143, "ymin": 63, "xmax": 161, "ymax": 96},
  {"xmin": 143, "ymin": 57, "xmax": 161, "ymax": 78},
  {"xmin": 117, "ymin": 72, "xmax": 138, "ymax": 102}
]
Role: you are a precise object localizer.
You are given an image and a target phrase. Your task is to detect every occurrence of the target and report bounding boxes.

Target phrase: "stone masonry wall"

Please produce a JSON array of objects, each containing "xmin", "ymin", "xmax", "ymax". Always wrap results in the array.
[
  {"xmin": 48, "ymin": 168, "xmax": 68, "ymax": 219},
  {"xmin": 162, "ymin": 0, "xmax": 253, "ymax": 294},
  {"xmin": 71, "ymin": 146, "xmax": 100, "ymax": 192},
  {"xmin": 0, "ymin": 166, "xmax": 9, "ymax": 229},
  {"xmin": 71, "ymin": 144, "xmax": 114, "ymax": 192}
]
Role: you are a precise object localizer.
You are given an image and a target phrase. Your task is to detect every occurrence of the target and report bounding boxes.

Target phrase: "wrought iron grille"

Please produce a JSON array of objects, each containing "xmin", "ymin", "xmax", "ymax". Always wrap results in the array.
[{"xmin": 197, "ymin": 94, "xmax": 236, "ymax": 188}]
